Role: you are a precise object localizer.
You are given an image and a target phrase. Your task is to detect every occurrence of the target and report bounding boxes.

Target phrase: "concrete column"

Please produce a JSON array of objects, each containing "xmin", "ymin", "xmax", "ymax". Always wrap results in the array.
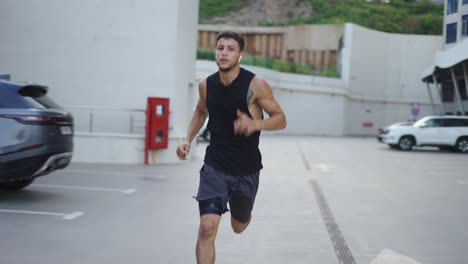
[
  {"xmin": 425, "ymin": 81, "xmax": 436, "ymax": 114},
  {"xmin": 432, "ymin": 74, "xmax": 446, "ymax": 114},
  {"xmin": 261, "ymin": 34, "xmax": 268, "ymax": 56},
  {"xmin": 315, "ymin": 51, "xmax": 323, "ymax": 72},
  {"xmin": 307, "ymin": 50, "xmax": 314, "ymax": 66},
  {"xmin": 324, "ymin": 50, "xmax": 330, "ymax": 71},
  {"xmin": 451, "ymin": 67, "xmax": 465, "ymax": 114},
  {"xmin": 201, "ymin": 31, "xmax": 209, "ymax": 48},
  {"xmin": 254, "ymin": 35, "xmax": 261, "ymax": 56},
  {"xmin": 463, "ymin": 62, "xmax": 468, "ymax": 100},
  {"xmin": 300, "ymin": 49, "xmax": 306, "ymax": 65},
  {"xmin": 268, "ymin": 34, "xmax": 275, "ymax": 58},
  {"xmin": 197, "ymin": 31, "xmax": 202, "ymax": 47},
  {"xmin": 275, "ymin": 35, "xmax": 282, "ymax": 59},
  {"xmin": 209, "ymin": 32, "xmax": 217, "ymax": 48},
  {"xmin": 294, "ymin": 50, "xmax": 300, "ymax": 64}
]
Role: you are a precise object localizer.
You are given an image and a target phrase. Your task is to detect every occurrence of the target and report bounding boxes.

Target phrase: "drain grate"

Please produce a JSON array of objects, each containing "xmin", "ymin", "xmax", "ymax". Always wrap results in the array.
[
  {"xmin": 310, "ymin": 180, "xmax": 356, "ymax": 264},
  {"xmin": 298, "ymin": 143, "xmax": 356, "ymax": 264}
]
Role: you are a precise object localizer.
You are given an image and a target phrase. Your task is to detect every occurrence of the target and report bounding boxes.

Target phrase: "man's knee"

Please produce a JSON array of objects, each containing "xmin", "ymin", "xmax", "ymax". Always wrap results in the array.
[
  {"xmin": 198, "ymin": 216, "xmax": 220, "ymax": 240},
  {"xmin": 231, "ymin": 223, "xmax": 247, "ymax": 234},
  {"xmin": 231, "ymin": 215, "xmax": 251, "ymax": 234}
]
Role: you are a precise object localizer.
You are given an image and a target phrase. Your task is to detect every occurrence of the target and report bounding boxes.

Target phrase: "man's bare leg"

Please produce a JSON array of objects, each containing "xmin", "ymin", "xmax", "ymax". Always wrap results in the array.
[
  {"xmin": 230, "ymin": 214, "xmax": 252, "ymax": 234},
  {"xmin": 196, "ymin": 214, "xmax": 221, "ymax": 264}
]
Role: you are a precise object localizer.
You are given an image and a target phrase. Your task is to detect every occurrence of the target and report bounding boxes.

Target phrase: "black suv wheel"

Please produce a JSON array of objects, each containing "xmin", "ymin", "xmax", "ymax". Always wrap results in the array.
[{"xmin": 0, "ymin": 179, "xmax": 35, "ymax": 190}]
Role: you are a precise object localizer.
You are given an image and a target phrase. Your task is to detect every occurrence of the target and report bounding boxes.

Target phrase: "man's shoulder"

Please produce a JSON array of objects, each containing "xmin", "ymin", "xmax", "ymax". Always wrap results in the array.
[
  {"xmin": 206, "ymin": 71, "xmax": 219, "ymax": 80},
  {"xmin": 250, "ymin": 75, "xmax": 268, "ymax": 89},
  {"xmin": 240, "ymin": 67, "xmax": 255, "ymax": 78}
]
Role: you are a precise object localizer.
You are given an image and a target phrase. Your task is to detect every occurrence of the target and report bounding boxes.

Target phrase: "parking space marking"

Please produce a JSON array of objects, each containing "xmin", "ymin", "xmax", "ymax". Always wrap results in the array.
[
  {"xmin": 456, "ymin": 181, "xmax": 467, "ymax": 185},
  {"xmin": 0, "ymin": 209, "xmax": 84, "ymax": 220},
  {"xmin": 32, "ymin": 184, "xmax": 136, "ymax": 194},
  {"xmin": 313, "ymin": 164, "xmax": 334, "ymax": 173},
  {"xmin": 64, "ymin": 169, "xmax": 152, "ymax": 178}
]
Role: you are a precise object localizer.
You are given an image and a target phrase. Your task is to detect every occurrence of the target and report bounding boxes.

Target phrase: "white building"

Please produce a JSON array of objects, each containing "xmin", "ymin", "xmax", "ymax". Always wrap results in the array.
[
  {"xmin": 422, "ymin": 0, "xmax": 468, "ymax": 115},
  {"xmin": 0, "ymin": 0, "xmax": 199, "ymax": 164},
  {"xmin": 0, "ymin": 2, "xmax": 443, "ymax": 164}
]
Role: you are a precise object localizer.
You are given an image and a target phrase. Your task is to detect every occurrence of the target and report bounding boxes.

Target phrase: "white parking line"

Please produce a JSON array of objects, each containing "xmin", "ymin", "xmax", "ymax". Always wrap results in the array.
[
  {"xmin": 32, "ymin": 184, "xmax": 136, "ymax": 194},
  {"xmin": 370, "ymin": 248, "xmax": 422, "ymax": 264},
  {"xmin": 64, "ymin": 169, "xmax": 153, "ymax": 178},
  {"xmin": 0, "ymin": 209, "xmax": 84, "ymax": 220},
  {"xmin": 313, "ymin": 163, "xmax": 334, "ymax": 173},
  {"xmin": 456, "ymin": 181, "xmax": 468, "ymax": 185}
]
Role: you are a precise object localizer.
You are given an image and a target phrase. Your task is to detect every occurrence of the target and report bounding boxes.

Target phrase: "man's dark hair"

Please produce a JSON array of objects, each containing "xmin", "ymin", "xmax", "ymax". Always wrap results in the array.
[{"xmin": 216, "ymin": 31, "xmax": 245, "ymax": 51}]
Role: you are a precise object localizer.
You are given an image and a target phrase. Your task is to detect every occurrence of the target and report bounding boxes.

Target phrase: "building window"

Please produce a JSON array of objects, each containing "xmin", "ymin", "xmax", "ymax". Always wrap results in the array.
[
  {"xmin": 464, "ymin": 0, "xmax": 468, "ymax": 5},
  {"xmin": 460, "ymin": 79, "xmax": 467, "ymax": 100},
  {"xmin": 447, "ymin": 0, "xmax": 458, "ymax": 14},
  {"xmin": 463, "ymin": 15, "xmax": 468, "ymax": 37},
  {"xmin": 446, "ymin": 23, "xmax": 457, "ymax": 43},
  {"xmin": 442, "ymin": 81, "xmax": 454, "ymax": 102}
]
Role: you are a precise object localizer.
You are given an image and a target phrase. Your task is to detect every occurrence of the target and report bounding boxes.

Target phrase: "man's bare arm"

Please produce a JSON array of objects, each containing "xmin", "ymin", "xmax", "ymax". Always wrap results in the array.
[
  {"xmin": 185, "ymin": 79, "xmax": 209, "ymax": 143},
  {"xmin": 252, "ymin": 77, "xmax": 286, "ymax": 131},
  {"xmin": 234, "ymin": 77, "xmax": 286, "ymax": 136},
  {"xmin": 176, "ymin": 79, "xmax": 208, "ymax": 160}
]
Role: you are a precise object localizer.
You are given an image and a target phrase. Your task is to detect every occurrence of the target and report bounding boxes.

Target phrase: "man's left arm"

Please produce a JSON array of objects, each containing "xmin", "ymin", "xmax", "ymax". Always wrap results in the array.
[{"xmin": 234, "ymin": 77, "xmax": 287, "ymax": 136}]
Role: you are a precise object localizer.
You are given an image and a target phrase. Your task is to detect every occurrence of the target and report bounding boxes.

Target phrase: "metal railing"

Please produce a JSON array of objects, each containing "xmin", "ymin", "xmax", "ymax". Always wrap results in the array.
[{"xmin": 64, "ymin": 106, "xmax": 146, "ymax": 135}]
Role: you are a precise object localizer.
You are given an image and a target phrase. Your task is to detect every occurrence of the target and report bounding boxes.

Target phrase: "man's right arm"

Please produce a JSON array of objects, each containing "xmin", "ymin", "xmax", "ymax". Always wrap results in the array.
[
  {"xmin": 176, "ymin": 79, "xmax": 208, "ymax": 160},
  {"xmin": 185, "ymin": 79, "xmax": 208, "ymax": 144}
]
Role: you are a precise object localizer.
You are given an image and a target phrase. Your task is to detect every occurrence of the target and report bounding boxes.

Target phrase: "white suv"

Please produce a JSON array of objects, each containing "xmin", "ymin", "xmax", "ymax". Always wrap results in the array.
[{"xmin": 382, "ymin": 116, "xmax": 468, "ymax": 152}]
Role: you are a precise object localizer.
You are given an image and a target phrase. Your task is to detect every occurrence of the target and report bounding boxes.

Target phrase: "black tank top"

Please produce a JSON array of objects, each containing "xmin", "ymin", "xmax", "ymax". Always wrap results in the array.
[{"xmin": 204, "ymin": 68, "xmax": 263, "ymax": 176}]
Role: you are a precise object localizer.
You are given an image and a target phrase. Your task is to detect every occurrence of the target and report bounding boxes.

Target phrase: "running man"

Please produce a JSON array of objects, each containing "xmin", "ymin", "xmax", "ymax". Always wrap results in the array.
[{"xmin": 176, "ymin": 31, "xmax": 287, "ymax": 264}]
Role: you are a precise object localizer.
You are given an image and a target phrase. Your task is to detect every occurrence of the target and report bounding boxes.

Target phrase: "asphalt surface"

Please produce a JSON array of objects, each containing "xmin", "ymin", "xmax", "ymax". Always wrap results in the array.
[{"xmin": 0, "ymin": 136, "xmax": 467, "ymax": 264}]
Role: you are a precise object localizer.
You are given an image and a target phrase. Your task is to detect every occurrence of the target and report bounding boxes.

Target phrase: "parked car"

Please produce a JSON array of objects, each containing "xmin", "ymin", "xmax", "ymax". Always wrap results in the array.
[
  {"xmin": 377, "ymin": 121, "xmax": 413, "ymax": 143},
  {"xmin": 197, "ymin": 118, "xmax": 210, "ymax": 142},
  {"xmin": 381, "ymin": 115, "xmax": 468, "ymax": 152},
  {"xmin": 0, "ymin": 80, "xmax": 74, "ymax": 190}
]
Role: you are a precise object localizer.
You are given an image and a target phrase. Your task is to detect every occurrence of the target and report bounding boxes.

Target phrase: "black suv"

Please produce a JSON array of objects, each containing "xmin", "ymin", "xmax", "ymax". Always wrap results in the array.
[{"xmin": 0, "ymin": 80, "xmax": 74, "ymax": 190}]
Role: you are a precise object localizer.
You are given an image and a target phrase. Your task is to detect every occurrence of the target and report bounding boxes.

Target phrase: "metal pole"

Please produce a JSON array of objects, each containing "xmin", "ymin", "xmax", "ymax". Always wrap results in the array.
[
  {"xmin": 130, "ymin": 111, "xmax": 134, "ymax": 134},
  {"xmin": 451, "ymin": 67, "xmax": 465, "ymax": 115},
  {"xmin": 425, "ymin": 81, "xmax": 436, "ymax": 114},
  {"xmin": 89, "ymin": 109, "xmax": 94, "ymax": 133},
  {"xmin": 463, "ymin": 62, "xmax": 468, "ymax": 114},
  {"xmin": 432, "ymin": 74, "xmax": 446, "ymax": 115}
]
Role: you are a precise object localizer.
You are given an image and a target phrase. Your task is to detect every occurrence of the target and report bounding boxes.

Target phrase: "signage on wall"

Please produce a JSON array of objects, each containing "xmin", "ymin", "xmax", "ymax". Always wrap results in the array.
[{"xmin": 411, "ymin": 102, "xmax": 420, "ymax": 118}]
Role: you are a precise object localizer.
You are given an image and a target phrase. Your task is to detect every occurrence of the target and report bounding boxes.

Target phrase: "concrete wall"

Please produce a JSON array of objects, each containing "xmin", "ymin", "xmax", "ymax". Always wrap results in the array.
[
  {"xmin": 343, "ymin": 23, "xmax": 442, "ymax": 135},
  {"xmin": 285, "ymin": 24, "xmax": 344, "ymax": 51},
  {"xmin": 195, "ymin": 60, "xmax": 347, "ymax": 136},
  {"xmin": 196, "ymin": 23, "xmax": 442, "ymax": 138},
  {"xmin": 0, "ymin": 0, "xmax": 199, "ymax": 164},
  {"xmin": 198, "ymin": 24, "xmax": 342, "ymax": 72}
]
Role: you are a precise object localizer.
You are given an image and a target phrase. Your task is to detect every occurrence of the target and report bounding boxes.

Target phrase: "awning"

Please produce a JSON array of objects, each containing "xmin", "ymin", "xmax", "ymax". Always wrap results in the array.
[{"xmin": 422, "ymin": 37, "xmax": 468, "ymax": 82}]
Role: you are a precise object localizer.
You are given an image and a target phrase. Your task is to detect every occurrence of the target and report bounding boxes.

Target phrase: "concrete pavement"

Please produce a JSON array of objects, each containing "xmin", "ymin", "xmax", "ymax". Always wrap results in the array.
[{"xmin": 1, "ymin": 136, "xmax": 467, "ymax": 264}]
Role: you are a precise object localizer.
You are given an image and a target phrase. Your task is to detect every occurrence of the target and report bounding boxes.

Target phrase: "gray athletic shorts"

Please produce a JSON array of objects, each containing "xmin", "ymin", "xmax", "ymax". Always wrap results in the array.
[{"xmin": 195, "ymin": 163, "xmax": 260, "ymax": 223}]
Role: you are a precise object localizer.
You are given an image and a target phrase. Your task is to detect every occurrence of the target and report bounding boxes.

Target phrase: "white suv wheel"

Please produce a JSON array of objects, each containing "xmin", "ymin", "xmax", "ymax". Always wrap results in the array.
[
  {"xmin": 398, "ymin": 136, "xmax": 414, "ymax": 151},
  {"xmin": 456, "ymin": 138, "xmax": 468, "ymax": 153}
]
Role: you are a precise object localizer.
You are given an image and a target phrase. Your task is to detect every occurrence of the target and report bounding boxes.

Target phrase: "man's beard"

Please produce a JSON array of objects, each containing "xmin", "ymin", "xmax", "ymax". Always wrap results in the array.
[{"xmin": 217, "ymin": 61, "xmax": 237, "ymax": 72}]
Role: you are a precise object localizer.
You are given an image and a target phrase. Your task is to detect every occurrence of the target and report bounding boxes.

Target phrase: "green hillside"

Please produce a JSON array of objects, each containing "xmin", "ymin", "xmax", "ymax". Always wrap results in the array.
[{"xmin": 199, "ymin": 0, "xmax": 443, "ymax": 35}]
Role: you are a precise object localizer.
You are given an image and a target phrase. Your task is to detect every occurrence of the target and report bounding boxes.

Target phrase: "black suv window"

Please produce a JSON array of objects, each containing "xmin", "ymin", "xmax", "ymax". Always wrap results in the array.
[
  {"xmin": 0, "ymin": 85, "xmax": 61, "ymax": 109},
  {"xmin": 423, "ymin": 118, "xmax": 443, "ymax": 127},
  {"xmin": 444, "ymin": 118, "xmax": 465, "ymax": 127},
  {"xmin": 23, "ymin": 96, "xmax": 62, "ymax": 109},
  {"xmin": 0, "ymin": 88, "xmax": 31, "ymax": 108}
]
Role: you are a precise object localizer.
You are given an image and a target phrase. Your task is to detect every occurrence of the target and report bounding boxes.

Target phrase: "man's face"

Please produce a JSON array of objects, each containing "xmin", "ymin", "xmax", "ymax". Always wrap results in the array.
[{"xmin": 215, "ymin": 37, "xmax": 242, "ymax": 72}]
